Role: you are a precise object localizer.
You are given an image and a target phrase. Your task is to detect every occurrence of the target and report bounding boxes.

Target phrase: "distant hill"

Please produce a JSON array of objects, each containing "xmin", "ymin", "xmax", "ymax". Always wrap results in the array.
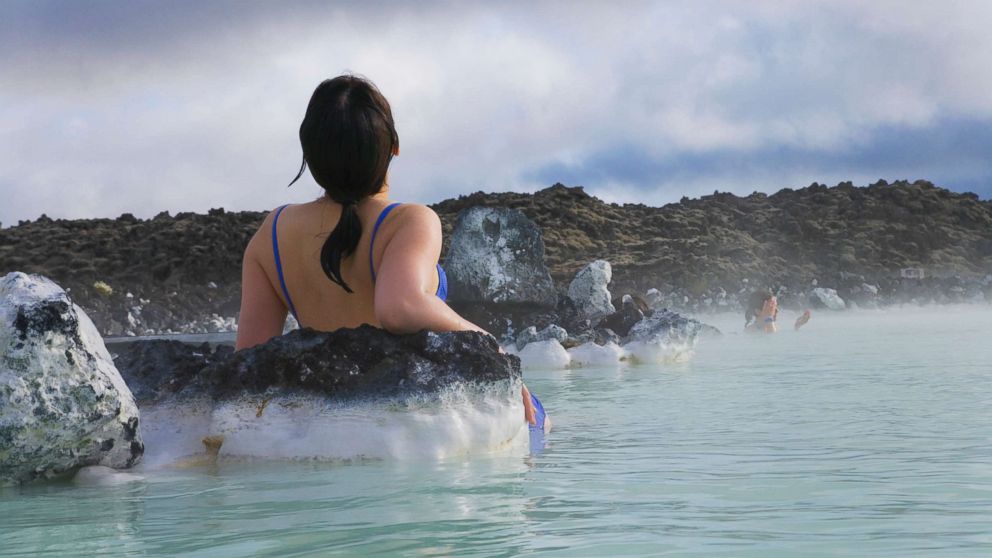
[
  {"xmin": 1, "ymin": 179, "xmax": 989, "ymax": 335},
  {"xmin": 434, "ymin": 180, "xmax": 992, "ymax": 295}
]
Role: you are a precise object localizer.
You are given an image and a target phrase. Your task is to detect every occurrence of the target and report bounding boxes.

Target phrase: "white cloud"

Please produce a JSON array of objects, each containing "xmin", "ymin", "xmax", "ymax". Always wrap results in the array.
[{"xmin": 1, "ymin": 0, "xmax": 991, "ymax": 226}]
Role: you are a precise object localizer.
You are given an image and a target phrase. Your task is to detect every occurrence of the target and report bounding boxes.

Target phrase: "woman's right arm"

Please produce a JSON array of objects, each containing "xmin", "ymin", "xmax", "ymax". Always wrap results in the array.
[
  {"xmin": 374, "ymin": 205, "xmax": 541, "ymax": 427},
  {"xmin": 372, "ymin": 204, "xmax": 485, "ymax": 334}
]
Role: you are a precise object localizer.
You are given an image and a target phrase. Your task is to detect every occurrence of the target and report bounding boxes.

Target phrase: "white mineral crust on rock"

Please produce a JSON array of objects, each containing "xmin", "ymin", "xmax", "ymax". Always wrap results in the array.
[
  {"xmin": 810, "ymin": 287, "xmax": 846, "ymax": 311},
  {"xmin": 567, "ymin": 260, "xmax": 615, "ymax": 323},
  {"xmin": 444, "ymin": 207, "xmax": 557, "ymax": 306},
  {"xmin": 517, "ymin": 339, "xmax": 571, "ymax": 369},
  {"xmin": 0, "ymin": 272, "xmax": 143, "ymax": 485},
  {"xmin": 644, "ymin": 288, "xmax": 664, "ymax": 309},
  {"xmin": 515, "ymin": 324, "xmax": 568, "ymax": 350},
  {"xmin": 567, "ymin": 342, "xmax": 625, "ymax": 367}
]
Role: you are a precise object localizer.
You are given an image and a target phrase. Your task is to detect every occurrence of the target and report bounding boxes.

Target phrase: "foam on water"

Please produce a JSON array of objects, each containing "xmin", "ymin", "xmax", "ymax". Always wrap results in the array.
[
  {"xmin": 136, "ymin": 380, "xmax": 526, "ymax": 468},
  {"xmin": 622, "ymin": 339, "xmax": 695, "ymax": 364},
  {"xmin": 72, "ymin": 466, "xmax": 145, "ymax": 485}
]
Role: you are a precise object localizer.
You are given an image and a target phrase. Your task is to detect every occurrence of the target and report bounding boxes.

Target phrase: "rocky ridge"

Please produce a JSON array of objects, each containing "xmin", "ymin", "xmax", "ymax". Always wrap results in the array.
[
  {"xmin": 434, "ymin": 180, "xmax": 992, "ymax": 310},
  {"xmin": 1, "ymin": 180, "xmax": 990, "ymax": 335}
]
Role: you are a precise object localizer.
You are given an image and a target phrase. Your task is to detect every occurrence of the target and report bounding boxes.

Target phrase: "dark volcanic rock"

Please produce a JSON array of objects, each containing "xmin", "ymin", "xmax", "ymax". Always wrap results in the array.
[
  {"xmin": 114, "ymin": 326, "xmax": 520, "ymax": 406},
  {"xmin": 445, "ymin": 302, "xmax": 560, "ymax": 343},
  {"xmin": 597, "ymin": 295, "xmax": 646, "ymax": 338},
  {"xmin": 0, "ymin": 208, "xmax": 258, "ymax": 336},
  {"xmin": 111, "ymin": 340, "xmax": 233, "ymax": 404}
]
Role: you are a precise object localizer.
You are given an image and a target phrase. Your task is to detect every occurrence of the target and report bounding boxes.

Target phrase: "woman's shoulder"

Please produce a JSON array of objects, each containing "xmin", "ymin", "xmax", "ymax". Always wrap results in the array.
[
  {"xmin": 389, "ymin": 202, "xmax": 440, "ymax": 226},
  {"xmin": 256, "ymin": 202, "xmax": 319, "ymax": 233},
  {"xmin": 374, "ymin": 202, "xmax": 442, "ymax": 251},
  {"xmin": 253, "ymin": 203, "xmax": 292, "ymax": 229},
  {"xmin": 244, "ymin": 204, "xmax": 295, "ymax": 259}
]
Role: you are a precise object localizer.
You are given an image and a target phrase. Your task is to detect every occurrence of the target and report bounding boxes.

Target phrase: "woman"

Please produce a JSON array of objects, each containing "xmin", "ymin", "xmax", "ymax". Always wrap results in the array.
[
  {"xmin": 236, "ymin": 75, "xmax": 544, "ymax": 430},
  {"xmin": 744, "ymin": 289, "xmax": 778, "ymax": 333}
]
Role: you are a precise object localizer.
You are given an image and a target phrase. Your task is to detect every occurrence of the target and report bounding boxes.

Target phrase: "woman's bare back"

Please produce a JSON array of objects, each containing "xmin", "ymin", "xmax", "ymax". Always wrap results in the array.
[
  {"xmin": 236, "ymin": 194, "xmax": 468, "ymax": 349},
  {"xmin": 263, "ymin": 198, "xmax": 378, "ymax": 330}
]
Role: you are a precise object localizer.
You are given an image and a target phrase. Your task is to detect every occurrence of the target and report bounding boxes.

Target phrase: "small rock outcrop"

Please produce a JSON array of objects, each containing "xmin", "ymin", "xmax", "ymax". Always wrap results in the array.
[
  {"xmin": 568, "ymin": 260, "xmax": 615, "ymax": 323},
  {"xmin": 444, "ymin": 207, "xmax": 557, "ymax": 307},
  {"xmin": 515, "ymin": 324, "xmax": 568, "ymax": 350},
  {"xmin": 810, "ymin": 287, "xmax": 846, "ymax": 310},
  {"xmin": 597, "ymin": 294, "xmax": 645, "ymax": 337},
  {"xmin": 621, "ymin": 308, "xmax": 712, "ymax": 363},
  {"xmin": 113, "ymin": 326, "xmax": 520, "ymax": 406},
  {"xmin": 625, "ymin": 308, "xmax": 707, "ymax": 346},
  {"xmin": 0, "ymin": 273, "xmax": 143, "ymax": 485},
  {"xmin": 644, "ymin": 288, "xmax": 664, "ymax": 309}
]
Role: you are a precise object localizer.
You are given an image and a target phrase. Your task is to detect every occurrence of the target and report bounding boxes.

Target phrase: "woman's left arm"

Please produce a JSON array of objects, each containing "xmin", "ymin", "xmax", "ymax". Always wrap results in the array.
[{"xmin": 236, "ymin": 216, "xmax": 288, "ymax": 350}]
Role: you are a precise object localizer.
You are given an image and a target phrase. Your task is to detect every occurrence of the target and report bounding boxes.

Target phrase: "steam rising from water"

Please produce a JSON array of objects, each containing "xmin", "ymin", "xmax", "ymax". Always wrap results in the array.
[{"xmin": 137, "ymin": 380, "xmax": 526, "ymax": 468}]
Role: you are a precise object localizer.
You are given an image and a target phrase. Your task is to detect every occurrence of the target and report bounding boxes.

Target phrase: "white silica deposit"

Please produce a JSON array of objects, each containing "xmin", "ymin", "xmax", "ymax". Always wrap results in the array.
[
  {"xmin": 567, "ymin": 342, "xmax": 626, "ymax": 367},
  {"xmin": 137, "ymin": 381, "xmax": 527, "ymax": 467},
  {"xmin": 515, "ymin": 336, "xmax": 697, "ymax": 370},
  {"xmin": 567, "ymin": 260, "xmax": 615, "ymax": 323},
  {"xmin": 0, "ymin": 272, "xmax": 143, "ymax": 485},
  {"xmin": 517, "ymin": 339, "xmax": 572, "ymax": 369}
]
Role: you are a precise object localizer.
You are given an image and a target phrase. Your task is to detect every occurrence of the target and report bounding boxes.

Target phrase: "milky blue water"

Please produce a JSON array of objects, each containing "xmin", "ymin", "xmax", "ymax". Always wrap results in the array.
[{"xmin": 2, "ymin": 306, "xmax": 991, "ymax": 557}]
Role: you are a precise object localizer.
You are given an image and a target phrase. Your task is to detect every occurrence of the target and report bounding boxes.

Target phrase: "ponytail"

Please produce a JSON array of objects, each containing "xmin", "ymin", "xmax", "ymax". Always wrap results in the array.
[{"xmin": 319, "ymin": 200, "xmax": 362, "ymax": 293}]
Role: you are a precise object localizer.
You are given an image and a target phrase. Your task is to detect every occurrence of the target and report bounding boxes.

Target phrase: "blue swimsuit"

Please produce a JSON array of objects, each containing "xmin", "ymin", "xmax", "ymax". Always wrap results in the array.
[{"xmin": 271, "ymin": 202, "xmax": 447, "ymax": 323}]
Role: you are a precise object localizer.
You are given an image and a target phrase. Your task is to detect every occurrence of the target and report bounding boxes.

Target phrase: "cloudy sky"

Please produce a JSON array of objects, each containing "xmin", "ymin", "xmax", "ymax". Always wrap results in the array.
[{"xmin": 1, "ymin": 0, "xmax": 991, "ymax": 226}]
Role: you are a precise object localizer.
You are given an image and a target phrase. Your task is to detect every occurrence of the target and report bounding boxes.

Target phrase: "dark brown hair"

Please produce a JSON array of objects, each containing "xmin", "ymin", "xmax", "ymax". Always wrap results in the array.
[{"xmin": 289, "ymin": 75, "xmax": 398, "ymax": 293}]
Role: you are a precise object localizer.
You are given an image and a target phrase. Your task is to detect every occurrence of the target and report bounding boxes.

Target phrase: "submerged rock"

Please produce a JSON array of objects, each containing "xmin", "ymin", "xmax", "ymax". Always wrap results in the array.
[
  {"xmin": 567, "ymin": 260, "xmax": 615, "ymax": 324},
  {"xmin": 0, "ymin": 273, "xmax": 143, "ymax": 485},
  {"xmin": 444, "ymin": 207, "xmax": 557, "ymax": 307},
  {"xmin": 114, "ymin": 325, "xmax": 520, "ymax": 406}
]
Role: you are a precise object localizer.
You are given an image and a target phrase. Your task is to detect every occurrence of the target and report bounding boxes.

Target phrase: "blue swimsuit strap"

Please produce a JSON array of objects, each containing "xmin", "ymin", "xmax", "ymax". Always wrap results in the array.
[
  {"xmin": 369, "ymin": 202, "xmax": 403, "ymax": 282},
  {"xmin": 271, "ymin": 205, "xmax": 300, "ymax": 322},
  {"xmin": 368, "ymin": 203, "xmax": 447, "ymax": 301}
]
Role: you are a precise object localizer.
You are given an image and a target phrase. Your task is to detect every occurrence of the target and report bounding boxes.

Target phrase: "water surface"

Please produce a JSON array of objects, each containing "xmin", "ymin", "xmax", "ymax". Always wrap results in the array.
[{"xmin": 2, "ymin": 306, "xmax": 991, "ymax": 556}]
